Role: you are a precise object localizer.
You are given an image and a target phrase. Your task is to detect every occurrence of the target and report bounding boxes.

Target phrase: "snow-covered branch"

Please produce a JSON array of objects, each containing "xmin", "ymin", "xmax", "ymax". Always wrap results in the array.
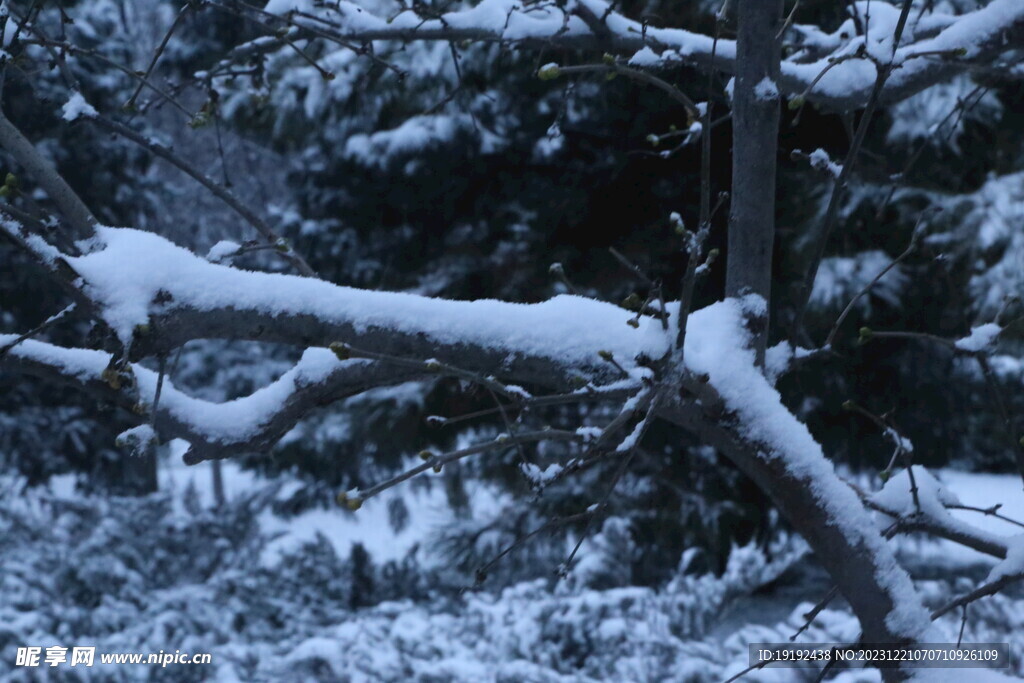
[
  {"xmin": 865, "ymin": 468, "xmax": 1012, "ymax": 561},
  {"xmin": 663, "ymin": 298, "xmax": 933, "ymax": 649},
  {"xmin": 61, "ymin": 227, "xmax": 668, "ymax": 390},
  {"xmin": 227, "ymin": 0, "xmax": 1024, "ymax": 112},
  {"xmin": 0, "ymin": 336, "xmax": 421, "ymax": 462}
]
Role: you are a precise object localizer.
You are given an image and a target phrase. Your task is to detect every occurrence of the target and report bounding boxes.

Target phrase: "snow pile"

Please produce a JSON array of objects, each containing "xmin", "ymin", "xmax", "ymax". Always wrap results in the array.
[
  {"xmin": 61, "ymin": 92, "xmax": 97, "ymax": 122},
  {"xmin": 988, "ymin": 535, "xmax": 1024, "ymax": 584},
  {"xmin": 808, "ymin": 148, "xmax": 843, "ymax": 178},
  {"xmin": 206, "ymin": 240, "xmax": 241, "ymax": 263},
  {"xmin": 955, "ymin": 323, "xmax": 1002, "ymax": 352},
  {"xmin": 754, "ymin": 77, "xmax": 779, "ymax": 102},
  {"xmin": 871, "ymin": 466, "xmax": 963, "ymax": 518}
]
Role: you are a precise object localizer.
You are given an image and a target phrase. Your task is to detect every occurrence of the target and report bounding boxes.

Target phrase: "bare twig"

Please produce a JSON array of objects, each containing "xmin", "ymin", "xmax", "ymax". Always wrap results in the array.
[
  {"xmin": 0, "ymin": 304, "xmax": 76, "ymax": 358},
  {"xmin": 341, "ymin": 429, "xmax": 581, "ymax": 506},
  {"xmin": 790, "ymin": 585, "xmax": 839, "ymax": 640},
  {"xmin": 86, "ymin": 114, "xmax": 317, "ymax": 277},
  {"xmin": 552, "ymin": 63, "xmax": 700, "ymax": 120},
  {"xmin": 125, "ymin": 2, "xmax": 193, "ymax": 109},
  {"xmin": 931, "ymin": 571, "xmax": 1024, "ymax": 620},
  {"xmin": 825, "ymin": 210, "xmax": 931, "ymax": 348}
]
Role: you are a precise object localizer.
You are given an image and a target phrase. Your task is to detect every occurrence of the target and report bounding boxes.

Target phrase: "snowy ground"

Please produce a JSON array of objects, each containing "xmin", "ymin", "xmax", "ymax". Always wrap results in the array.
[
  {"xmin": 156, "ymin": 450, "xmax": 1024, "ymax": 573},
  {"xmin": 30, "ymin": 459, "xmax": 1023, "ymax": 682}
]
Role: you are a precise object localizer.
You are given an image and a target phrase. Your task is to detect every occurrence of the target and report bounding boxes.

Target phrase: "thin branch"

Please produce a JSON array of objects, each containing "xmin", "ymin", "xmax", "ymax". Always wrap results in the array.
[
  {"xmin": 790, "ymin": 585, "xmax": 839, "ymax": 641},
  {"xmin": 125, "ymin": 2, "xmax": 193, "ymax": 109},
  {"xmin": 0, "ymin": 304, "xmax": 76, "ymax": 358},
  {"xmin": 946, "ymin": 504, "xmax": 1024, "ymax": 531},
  {"xmin": 329, "ymin": 341, "xmax": 530, "ymax": 403},
  {"xmin": 473, "ymin": 510, "xmax": 592, "ymax": 587},
  {"xmin": 791, "ymin": 0, "xmax": 917, "ymax": 340},
  {"xmin": 553, "ymin": 63, "xmax": 700, "ymax": 119},
  {"xmin": 24, "ymin": 38, "xmax": 193, "ymax": 116},
  {"xmin": 86, "ymin": 114, "xmax": 317, "ymax": 277},
  {"xmin": 342, "ymin": 429, "xmax": 581, "ymax": 506},
  {"xmin": 931, "ymin": 571, "xmax": 1024, "ymax": 620},
  {"xmin": 560, "ymin": 391, "xmax": 662, "ymax": 576},
  {"xmin": 825, "ymin": 212, "xmax": 928, "ymax": 348}
]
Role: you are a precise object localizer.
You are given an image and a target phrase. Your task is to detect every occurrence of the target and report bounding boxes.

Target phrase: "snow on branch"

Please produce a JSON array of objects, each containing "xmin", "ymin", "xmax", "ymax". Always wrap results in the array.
[
  {"xmin": 0, "ymin": 335, "xmax": 422, "ymax": 462},
  {"xmin": 866, "ymin": 467, "xmax": 1012, "ymax": 561},
  {"xmin": 68, "ymin": 227, "xmax": 670, "ymax": 387},
  {"xmin": 665, "ymin": 298, "xmax": 934, "ymax": 642},
  {"xmin": 230, "ymin": 0, "xmax": 1024, "ymax": 112}
]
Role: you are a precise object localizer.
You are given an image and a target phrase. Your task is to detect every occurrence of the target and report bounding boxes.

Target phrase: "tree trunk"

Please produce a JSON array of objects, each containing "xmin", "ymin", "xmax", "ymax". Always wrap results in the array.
[{"xmin": 727, "ymin": 0, "xmax": 783, "ymax": 365}]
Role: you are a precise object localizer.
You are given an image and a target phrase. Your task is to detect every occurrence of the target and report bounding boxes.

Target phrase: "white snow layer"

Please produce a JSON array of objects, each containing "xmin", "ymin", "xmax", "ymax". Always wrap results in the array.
[
  {"xmin": 66, "ymin": 226, "xmax": 671, "ymax": 367},
  {"xmin": 955, "ymin": 323, "xmax": 1002, "ymax": 352},
  {"xmin": 61, "ymin": 92, "xmax": 97, "ymax": 122}
]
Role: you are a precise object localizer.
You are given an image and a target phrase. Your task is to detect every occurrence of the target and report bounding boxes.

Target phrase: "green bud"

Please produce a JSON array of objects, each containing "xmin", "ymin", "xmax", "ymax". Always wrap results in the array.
[
  {"xmin": 322, "ymin": 71, "xmax": 335, "ymax": 81},
  {"xmin": 879, "ymin": 470, "xmax": 891, "ymax": 483},
  {"xmin": 336, "ymin": 491, "xmax": 362, "ymax": 510},
  {"xmin": 858, "ymin": 327, "xmax": 874, "ymax": 344},
  {"xmin": 424, "ymin": 360, "xmax": 442, "ymax": 371},
  {"xmin": 5, "ymin": 173, "xmax": 18, "ymax": 189},
  {"xmin": 133, "ymin": 323, "xmax": 150, "ymax": 336},
  {"xmin": 598, "ymin": 350, "xmax": 614, "ymax": 362},
  {"xmin": 418, "ymin": 450, "xmax": 434, "ymax": 461},
  {"xmin": 626, "ymin": 318, "xmax": 640, "ymax": 328},
  {"xmin": 842, "ymin": 400, "xmax": 855, "ymax": 412},
  {"xmin": 432, "ymin": 463, "xmax": 443, "ymax": 473},
  {"xmin": 537, "ymin": 63, "xmax": 561, "ymax": 81},
  {"xmin": 788, "ymin": 95, "xmax": 805, "ymax": 110},
  {"xmin": 329, "ymin": 341, "xmax": 351, "ymax": 360},
  {"xmin": 646, "ymin": 134, "xmax": 660, "ymax": 147},
  {"xmin": 602, "ymin": 53, "xmax": 615, "ymax": 65}
]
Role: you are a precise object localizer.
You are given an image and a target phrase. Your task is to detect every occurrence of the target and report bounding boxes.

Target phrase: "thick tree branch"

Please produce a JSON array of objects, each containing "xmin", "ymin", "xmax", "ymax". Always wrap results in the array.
[
  {"xmin": 0, "ymin": 108, "xmax": 97, "ymax": 241},
  {"xmin": 662, "ymin": 390, "xmax": 926, "ymax": 659}
]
